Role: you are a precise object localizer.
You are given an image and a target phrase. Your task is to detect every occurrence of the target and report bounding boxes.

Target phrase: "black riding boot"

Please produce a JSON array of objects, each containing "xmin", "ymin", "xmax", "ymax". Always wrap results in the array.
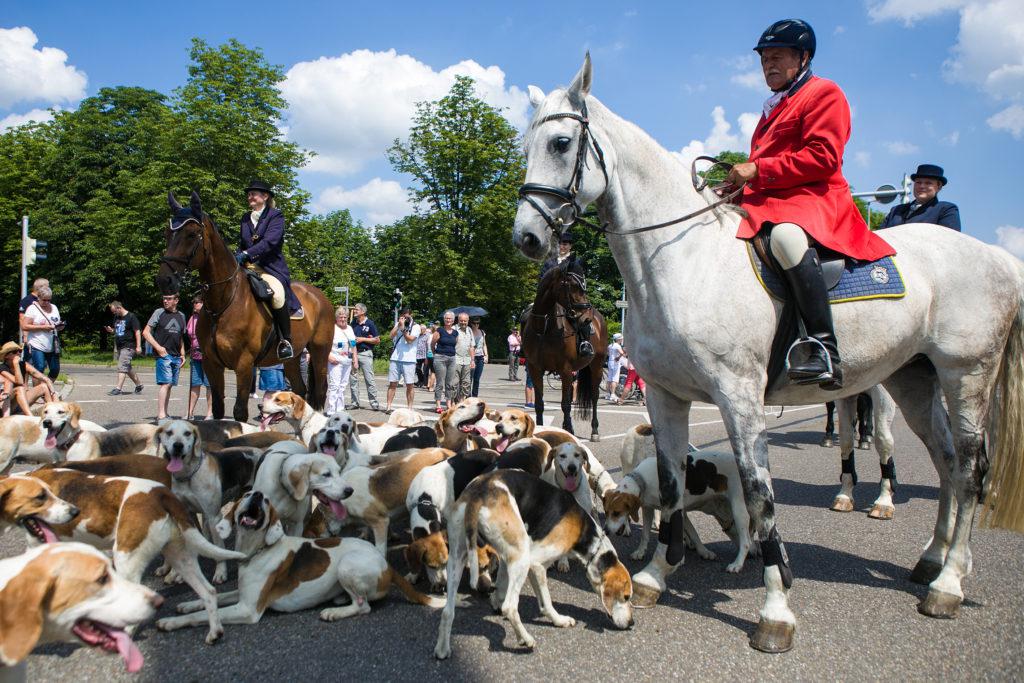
[
  {"xmin": 576, "ymin": 318, "xmax": 595, "ymax": 357},
  {"xmin": 271, "ymin": 306, "xmax": 294, "ymax": 360},
  {"xmin": 783, "ymin": 249, "xmax": 842, "ymax": 389}
]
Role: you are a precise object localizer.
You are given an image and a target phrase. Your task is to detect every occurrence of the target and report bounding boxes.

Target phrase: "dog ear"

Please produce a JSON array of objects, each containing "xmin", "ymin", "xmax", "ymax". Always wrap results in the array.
[
  {"xmin": 524, "ymin": 413, "xmax": 535, "ymax": 437},
  {"xmin": 291, "ymin": 394, "xmax": 307, "ymax": 420},
  {"xmin": 189, "ymin": 423, "xmax": 202, "ymax": 456},
  {"xmin": 68, "ymin": 403, "xmax": 81, "ymax": 431},
  {"xmin": 580, "ymin": 447, "xmax": 592, "ymax": 473},
  {"xmin": 404, "ymin": 540, "xmax": 425, "ymax": 574},
  {"xmin": 628, "ymin": 500, "xmax": 640, "ymax": 523},
  {"xmin": 0, "ymin": 557, "xmax": 53, "ymax": 666},
  {"xmin": 264, "ymin": 518, "xmax": 284, "ymax": 546},
  {"xmin": 152, "ymin": 423, "xmax": 166, "ymax": 458},
  {"xmin": 284, "ymin": 458, "xmax": 313, "ymax": 500}
]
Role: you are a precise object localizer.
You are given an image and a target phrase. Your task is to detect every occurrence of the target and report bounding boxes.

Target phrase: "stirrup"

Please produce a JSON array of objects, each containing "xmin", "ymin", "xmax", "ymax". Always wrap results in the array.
[
  {"xmin": 277, "ymin": 340, "xmax": 295, "ymax": 360},
  {"xmin": 578, "ymin": 340, "xmax": 595, "ymax": 357},
  {"xmin": 784, "ymin": 336, "xmax": 834, "ymax": 384}
]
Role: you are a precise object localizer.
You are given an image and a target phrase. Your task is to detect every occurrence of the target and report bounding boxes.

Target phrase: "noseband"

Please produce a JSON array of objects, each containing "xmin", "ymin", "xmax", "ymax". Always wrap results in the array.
[{"xmin": 518, "ymin": 99, "xmax": 742, "ymax": 239}]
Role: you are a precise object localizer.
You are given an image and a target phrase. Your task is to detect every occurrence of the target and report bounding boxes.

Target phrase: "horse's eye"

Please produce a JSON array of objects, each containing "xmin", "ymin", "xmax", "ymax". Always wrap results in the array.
[{"xmin": 553, "ymin": 136, "xmax": 572, "ymax": 153}]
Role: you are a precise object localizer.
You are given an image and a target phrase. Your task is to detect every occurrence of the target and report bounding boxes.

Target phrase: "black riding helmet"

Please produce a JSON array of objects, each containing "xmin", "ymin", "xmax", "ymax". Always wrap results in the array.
[{"xmin": 754, "ymin": 18, "xmax": 816, "ymax": 62}]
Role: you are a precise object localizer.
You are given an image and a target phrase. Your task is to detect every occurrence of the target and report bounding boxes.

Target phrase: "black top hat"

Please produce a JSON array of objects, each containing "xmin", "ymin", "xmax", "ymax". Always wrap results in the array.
[
  {"xmin": 559, "ymin": 231, "xmax": 575, "ymax": 243},
  {"xmin": 910, "ymin": 164, "xmax": 947, "ymax": 186},
  {"xmin": 244, "ymin": 179, "xmax": 275, "ymax": 197}
]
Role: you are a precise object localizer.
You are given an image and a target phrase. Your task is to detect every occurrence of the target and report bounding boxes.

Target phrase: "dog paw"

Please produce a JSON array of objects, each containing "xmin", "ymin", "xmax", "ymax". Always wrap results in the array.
[
  {"xmin": 434, "ymin": 643, "xmax": 452, "ymax": 660},
  {"xmin": 453, "ymin": 594, "xmax": 472, "ymax": 608},
  {"xmin": 696, "ymin": 547, "xmax": 716, "ymax": 561},
  {"xmin": 319, "ymin": 608, "xmax": 341, "ymax": 622},
  {"xmin": 725, "ymin": 560, "xmax": 745, "ymax": 573},
  {"xmin": 556, "ymin": 557, "xmax": 570, "ymax": 573},
  {"xmin": 550, "ymin": 615, "xmax": 576, "ymax": 628},
  {"xmin": 176, "ymin": 600, "xmax": 204, "ymax": 614},
  {"xmin": 154, "ymin": 563, "xmax": 171, "ymax": 577},
  {"xmin": 212, "ymin": 569, "xmax": 228, "ymax": 585},
  {"xmin": 518, "ymin": 634, "xmax": 537, "ymax": 650},
  {"xmin": 156, "ymin": 618, "xmax": 175, "ymax": 632},
  {"xmin": 629, "ymin": 548, "xmax": 647, "ymax": 561},
  {"xmin": 204, "ymin": 627, "xmax": 224, "ymax": 645}
]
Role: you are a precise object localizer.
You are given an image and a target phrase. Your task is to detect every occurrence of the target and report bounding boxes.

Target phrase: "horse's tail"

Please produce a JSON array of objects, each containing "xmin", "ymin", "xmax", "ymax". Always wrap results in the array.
[
  {"xmin": 574, "ymin": 361, "xmax": 596, "ymax": 421},
  {"xmin": 981, "ymin": 260, "xmax": 1024, "ymax": 533}
]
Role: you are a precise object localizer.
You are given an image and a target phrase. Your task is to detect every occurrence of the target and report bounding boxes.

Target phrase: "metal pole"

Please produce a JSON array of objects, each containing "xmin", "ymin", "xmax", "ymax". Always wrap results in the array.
[
  {"xmin": 20, "ymin": 216, "xmax": 28, "ymax": 300},
  {"xmin": 621, "ymin": 284, "xmax": 626, "ymax": 330}
]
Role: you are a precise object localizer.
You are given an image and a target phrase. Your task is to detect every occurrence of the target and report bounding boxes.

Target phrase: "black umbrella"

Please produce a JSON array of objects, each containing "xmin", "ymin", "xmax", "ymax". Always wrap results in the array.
[{"xmin": 440, "ymin": 305, "xmax": 489, "ymax": 319}]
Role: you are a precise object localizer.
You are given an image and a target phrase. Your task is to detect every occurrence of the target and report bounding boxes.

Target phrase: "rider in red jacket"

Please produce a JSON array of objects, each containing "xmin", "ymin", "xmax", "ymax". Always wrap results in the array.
[{"xmin": 728, "ymin": 19, "xmax": 894, "ymax": 389}]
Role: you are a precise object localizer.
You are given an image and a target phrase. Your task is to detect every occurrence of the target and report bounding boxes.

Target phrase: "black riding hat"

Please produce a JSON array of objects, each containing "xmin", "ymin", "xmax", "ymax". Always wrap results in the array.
[
  {"xmin": 244, "ymin": 179, "xmax": 275, "ymax": 197},
  {"xmin": 754, "ymin": 19, "xmax": 816, "ymax": 61},
  {"xmin": 559, "ymin": 231, "xmax": 575, "ymax": 244},
  {"xmin": 910, "ymin": 164, "xmax": 948, "ymax": 186}
]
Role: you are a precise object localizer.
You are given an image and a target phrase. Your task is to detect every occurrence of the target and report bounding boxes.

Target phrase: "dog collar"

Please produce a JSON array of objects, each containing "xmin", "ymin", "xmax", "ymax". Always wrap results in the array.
[
  {"xmin": 172, "ymin": 449, "xmax": 205, "ymax": 482},
  {"xmin": 54, "ymin": 423, "xmax": 82, "ymax": 451}
]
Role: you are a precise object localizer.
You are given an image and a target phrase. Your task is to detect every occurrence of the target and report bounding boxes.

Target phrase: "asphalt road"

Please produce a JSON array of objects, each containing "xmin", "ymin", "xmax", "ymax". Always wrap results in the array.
[{"xmin": 6, "ymin": 364, "xmax": 1024, "ymax": 682}]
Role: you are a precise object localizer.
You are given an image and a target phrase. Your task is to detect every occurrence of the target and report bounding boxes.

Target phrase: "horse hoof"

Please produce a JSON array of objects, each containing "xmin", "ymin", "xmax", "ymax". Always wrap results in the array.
[
  {"xmin": 909, "ymin": 558, "xmax": 944, "ymax": 585},
  {"xmin": 590, "ymin": 433, "xmax": 600, "ymax": 443},
  {"xmin": 918, "ymin": 590, "xmax": 961, "ymax": 619},
  {"xmin": 749, "ymin": 619, "xmax": 795, "ymax": 653},
  {"xmin": 631, "ymin": 581, "xmax": 661, "ymax": 609},
  {"xmin": 820, "ymin": 435, "xmax": 834, "ymax": 448},
  {"xmin": 830, "ymin": 496, "xmax": 854, "ymax": 513},
  {"xmin": 868, "ymin": 504, "xmax": 894, "ymax": 520},
  {"xmin": 857, "ymin": 440, "xmax": 871, "ymax": 450}
]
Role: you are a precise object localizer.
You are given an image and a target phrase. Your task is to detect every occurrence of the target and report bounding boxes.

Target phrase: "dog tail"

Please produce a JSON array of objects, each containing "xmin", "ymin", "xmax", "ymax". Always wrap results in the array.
[
  {"xmin": 160, "ymin": 489, "xmax": 246, "ymax": 562},
  {"xmin": 465, "ymin": 509, "xmax": 482, "ymax": 591},
  {"xmin": 388, "ymin": 567, "xmax": 445, "ymax": 608}
]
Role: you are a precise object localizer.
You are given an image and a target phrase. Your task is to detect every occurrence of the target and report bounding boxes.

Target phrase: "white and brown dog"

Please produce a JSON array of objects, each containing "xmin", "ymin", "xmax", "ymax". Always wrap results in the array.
[
  {"xmin": 0, "ymin": 402, "xmax": 157, "ymax": 471},
  {"xmin": 0, "ymin": 543, "xmax": 162, "ymax": 676},
  {"xmin": 0, "ymin": 474, "xmax": 80, "ymax": 544},
  {"xmin": 433, "ymin": 398, "xmax": 488, "ymax": 451},
  {"xmin": 155, "ymin": 419, "xmax": 262, "ymax": 583},
  {"xmin": 251, "ymin": 441, "xmax": 347, "ymax": 537},
  {"xmin": 258, "ymin": 391, "xmax": 330, "ymax": 445},
  {"xmin": 156, "ymin": 491, "xmax": 447, "ymax": 634},
  {"xmin": 23, "ymin": 468, "xmax": 245, "ymax": 644},
  {"xmin": 435, "ymin": 469, "xmax": 633, "ymax": 659},
  {"xmin": 602, "ymin": 453, "xmax": 755, "ymax": 572}
]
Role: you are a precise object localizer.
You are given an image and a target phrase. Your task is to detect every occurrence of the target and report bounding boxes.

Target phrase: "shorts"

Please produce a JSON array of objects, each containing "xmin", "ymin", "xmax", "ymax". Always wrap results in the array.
[
  {"xmin": 190, "ymin": 359, "xmax": 210, "ymax": 387},
  {"xmin": 259, "ymin": 367, "xmax": 288, "ymax": 392},
  {"xmin": 525, "ymin": 372, "xmax": 534, "ymax": 388},
  {"xmin": 606, "ymin": 362, "xmax": 622, "ymax": 383},
  {"xmin": 117, "ymin": 347, "xmax": 135, "ymax": 373},
  {"xmin": 388, "ymin": 360, "xmax": 416, "ymax": 385},
  {"xmin": 155, "ymin": 355, "xmax": 182, "ymax": 386}
]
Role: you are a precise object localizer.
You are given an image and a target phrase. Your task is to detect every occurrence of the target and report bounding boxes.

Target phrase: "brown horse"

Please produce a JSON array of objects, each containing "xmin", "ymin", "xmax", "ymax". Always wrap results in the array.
[
  {"xmin": 157, "ymin": 191, "xmax": 333, "ymax": 422},
  {"xmin": 521, "ymin": 258, "xmax": 607, "ymax": 440}
]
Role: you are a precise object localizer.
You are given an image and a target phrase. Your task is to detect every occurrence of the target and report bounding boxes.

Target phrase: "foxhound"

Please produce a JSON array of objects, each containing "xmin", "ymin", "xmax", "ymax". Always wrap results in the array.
[
  {"xmin": 251, "ymin": 441, "xmax": 347, "ymax": 537},
  {"xmin": 0, "ymin": 474, "xmax": 79, "ymax": 544}
]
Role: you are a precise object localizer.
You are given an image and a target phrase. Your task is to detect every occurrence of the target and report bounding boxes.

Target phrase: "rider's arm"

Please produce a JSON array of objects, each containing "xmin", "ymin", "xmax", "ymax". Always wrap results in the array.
[
  {"xmin": 749, "ymin": 81, "xmax": 848, "ymax": 192},
  {"xmin": 937, "ymin": 204, "xmax": 962, "ymax": 231},
  {"xmin": 241, "ymin": 211, "xmax": 284, "ymax": 261}
]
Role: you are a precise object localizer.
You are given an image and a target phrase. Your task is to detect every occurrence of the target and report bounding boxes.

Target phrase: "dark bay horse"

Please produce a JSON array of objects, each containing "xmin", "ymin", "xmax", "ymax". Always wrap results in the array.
[
  {"xmin": 157, "ymin": 191, "xmax": 333, "ymax": 422},
  {"xmin": 521, "ymin": 258, "xmax": 607, "ymax": 440}
]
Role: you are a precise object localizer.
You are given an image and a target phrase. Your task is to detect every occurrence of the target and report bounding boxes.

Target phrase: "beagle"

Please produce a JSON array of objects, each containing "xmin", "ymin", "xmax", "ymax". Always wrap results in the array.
[
  {"xmin": 381, "ymin": 425, "xmax": 438, "ymax": 454},
  {"xmin": 335, "ymin": 447, "xmax": 453, "ymax": 553},
  {"xmin": 433, "ymin": 398, "xmax": 489, "ymax": 451},
  {"xmin": 602, "ymin": 453, "xmax": 755, "ymax": 572},
  {"xmin": 45, "ymin": 454, "xmax": 172, "ymax": 487},
  {"xmin": 404, "ymin": 531, "xmax": 499, "ymax": 594},
  {"xmin": 156, "ymin": 491, "xmax": 446, "ymax": 634},
  {"xmin": 251, "ymin": 441, "xmax": 347, "ymax": 537},
  {"xmin": 434, "ymin": 469, "xmax": 633, "ymax": 659},
  {"xmin": 313, "ymin": 413, "xmax": 369, "ymax": 471},
  {"xmin": 23, "ymin": 467, "xmax": 245, "ymax": 644},
  {"xmin": 222, "ymin": 431, "xmax": 298, "ymax": 450},
  {"xmin": 0, "ymin": 543, "xmax": 162, "ymax": 675},
  {"xmin": 155, "ymin": 420, "xmax": 262, "ymax": 583},
  {"xmin": 617, "ymin": 423, "xmax": 659, "ymax": 535},
  {"xmin": 0, "ymin": 474, "xmax": 79, "ymax": 544},
  {"xmin": 0, "ymin": 402, "xmax": 157, "ymax": 471},
  {"xmin": 190, "ymin": 418, "xmax": 259, "ymax": 445}
]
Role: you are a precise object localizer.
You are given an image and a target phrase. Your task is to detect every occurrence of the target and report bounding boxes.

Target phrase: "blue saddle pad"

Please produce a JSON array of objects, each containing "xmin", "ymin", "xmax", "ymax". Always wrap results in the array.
[{"xmin": 748, "ymin": 244, "xmax": 906, "ymax": 304}]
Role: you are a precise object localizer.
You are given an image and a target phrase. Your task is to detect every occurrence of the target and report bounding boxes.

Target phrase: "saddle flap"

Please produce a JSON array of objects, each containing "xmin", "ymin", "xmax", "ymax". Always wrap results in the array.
[{"xmin": 821, "ymin": 258, "xmax": 845, "ymax": 291}]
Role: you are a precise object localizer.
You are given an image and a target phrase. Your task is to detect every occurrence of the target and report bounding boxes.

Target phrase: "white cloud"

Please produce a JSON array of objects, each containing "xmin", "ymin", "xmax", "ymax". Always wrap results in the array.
[
  {"xmin": 314, "ymin": 178, "xmax": 412, "ymax": 224},
  {"xmin": 673, "ymin": 106, "xmax": 759, "ymax": 163},
  {"xmin": 854, "ymin": 150, "xmax": 872, "ymax": 167},
  {"xmin": 885, "ymin": 140, "xmax": 921, "ymax": 155},
  {"xmin": 0, "ymin": 107, "xmax": 53, "ymax": 130},
  {"xmin": 996, "ymin": 225, "xmax": 1024, "ymax": 257},
  {"xmin": 987, "ymin": 103, "xmax": 1024, "ymax": 138},
  {"xmin": 0, "ymin": 27, "xmax": 86, "ymax": 109},
  {"xmin": 834, "ymin": 25, "xmax": 847, "ymax": 35},
  {"xmin": 281, "ymin": 49, "xmax": 529, "ymax": 177},
  {"xmin": 867, "ymin": 0, "xmax": 969, "ymax": 25},
  {"xmin": 941, "ymin": 130, "xmax": 961, "ymax": 145},
  {"xmin": 731, "ymin": 70, "xmax": 766, "ymax": 91}
]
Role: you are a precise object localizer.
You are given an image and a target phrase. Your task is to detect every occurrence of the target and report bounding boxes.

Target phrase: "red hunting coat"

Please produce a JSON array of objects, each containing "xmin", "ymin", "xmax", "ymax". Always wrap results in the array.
[{"xmin": 737, "ymin": 76, "xmax": 895, "ymax": 262}]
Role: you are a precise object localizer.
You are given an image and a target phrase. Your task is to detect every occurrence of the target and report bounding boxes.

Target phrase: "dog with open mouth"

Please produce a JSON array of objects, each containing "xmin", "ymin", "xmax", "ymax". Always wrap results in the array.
[
  {"xmin": 434, "ymin": 398, "xmax": 490, "ymax": 451},
  {"xmin": 251, "ymin": 441, "xmax": 347, "ymax": 537},
  {"xmin": 0, "ymin": 542, "xmax": 162, "ymax": 676},
  {"xmin": 157, "ymin": 491, "xmax": 451, "ymax": 634},
  {"xmin": 155, "ymin": 419, "xmax": 262, "ymax": 584},
  {"xmin": 0, "ymin": 474, "xmax": 79, "ymax": 544}
]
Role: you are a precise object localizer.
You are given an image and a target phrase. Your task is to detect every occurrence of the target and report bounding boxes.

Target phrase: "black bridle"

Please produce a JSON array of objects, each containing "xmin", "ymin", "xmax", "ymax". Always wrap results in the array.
[
  {"xmin": 160, "ymin": 216, "xmax": 240, "ymax": 317},
  {"xmin": 531, "ymin": 260, "xmax": 591, "ymax": 339},
  {"xmin": 518, "ymin": 98, "xmax": 742, "ymax": 239}
]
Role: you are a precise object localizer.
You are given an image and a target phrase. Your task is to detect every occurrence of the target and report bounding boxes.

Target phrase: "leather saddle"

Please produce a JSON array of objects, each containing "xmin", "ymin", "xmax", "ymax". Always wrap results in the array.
[{"xmin": 751, "ymin": 230, "xmax": 847, "ymax": 290}]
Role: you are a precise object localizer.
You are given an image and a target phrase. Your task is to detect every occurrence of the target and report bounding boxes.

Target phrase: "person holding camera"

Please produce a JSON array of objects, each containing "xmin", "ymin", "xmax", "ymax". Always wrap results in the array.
[
  {"xmin": 385, "ymin": 308, "xmax": 421, "ymax": 414},
  {"xmin": 21, "ymin": 285, "xmax": 63, "ymax": 381}
]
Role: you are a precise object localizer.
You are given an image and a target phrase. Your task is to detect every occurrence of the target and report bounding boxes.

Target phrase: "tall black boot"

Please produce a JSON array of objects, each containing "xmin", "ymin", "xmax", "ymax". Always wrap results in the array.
[
  {"xmin": 270, "ymin": 306, "xmax": 294, "ymax": 360},
  {"xmin": 782, "ymin": 250, "xmax": 842, "ymax": 389},
  {"xmin": 576, "ymin": 318, "xmax": 594, "ymax": 357}
]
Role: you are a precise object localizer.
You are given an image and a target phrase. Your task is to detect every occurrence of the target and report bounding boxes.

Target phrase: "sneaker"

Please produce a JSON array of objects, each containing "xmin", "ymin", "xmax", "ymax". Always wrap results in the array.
[
  {"xmin": 370, "ymin": 401, "xmax": 380, "ymax": 411},
  {"xmin": 383, "ymin": 407, "xmax": 394, "ymax": 415},
  {"xmin": 134, "ymin": 384, "xmax": 144, "ymax": 394},
  {"xmin": 351, "ymin": 402, "xmax": 362, "ymax": 410},
  {"xmin": 107, "ymin": 388, "xmax": 123, "ymax": 396},
  {"xmin": 525, "ymin": 402, "xmax": 535, "ymax": 408}
]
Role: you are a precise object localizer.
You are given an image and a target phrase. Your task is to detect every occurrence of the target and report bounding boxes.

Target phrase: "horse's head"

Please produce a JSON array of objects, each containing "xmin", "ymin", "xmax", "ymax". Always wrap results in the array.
[
  {"xmin": 539, "ymin": 257, "xmax": 590, "ymax": 313},
  {"xmin": 514, "ymin": 54, "xmax": 613, "ymax": 261},
  {"xmin": 158, "ymin": 191, "xmax": 211, "ymax": 294}
]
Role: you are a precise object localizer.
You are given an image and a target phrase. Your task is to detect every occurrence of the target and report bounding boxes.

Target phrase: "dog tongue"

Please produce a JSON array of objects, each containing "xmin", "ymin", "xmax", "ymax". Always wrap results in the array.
[
  {"xmin": 322, "ymin": 446, "xmax": 336, "ymax": 457},
  {"xmin": 45, "ymin": 430, "xmax": 58, "ymax": 449},
  {"xmin": 563, "ymin": 473, "xmax": 579, "ymax": 492},
  {"xmin": 329, "ymin": 500, "xmax": 348, "ymax": 519},
  {"xmin": 495, "ymin": 437, "xmax": 510, "ymax": 454},
  {"xmin": 166, "ymin": 457, "xmax": 184, "ymax": 473},
  {"xmin": 259, "ymin": 415, "xmax": 273, "ymax": 431},
  {"xmin": 471, "ymin": 425, "xmax": 489, "ymax": 436},
  {"xmin": 40, "ymin": 522, "xmax": 58, "ymax": 544},
  {"xmin": 110, "ymin": 628, "xmax": 144, "ymax": 673}
]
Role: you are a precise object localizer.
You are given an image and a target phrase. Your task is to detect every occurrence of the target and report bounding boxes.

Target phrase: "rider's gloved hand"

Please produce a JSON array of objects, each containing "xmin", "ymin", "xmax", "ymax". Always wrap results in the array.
[{"xmin": 234, "ymin": 251, "xmax": 248, "ymax": 265}]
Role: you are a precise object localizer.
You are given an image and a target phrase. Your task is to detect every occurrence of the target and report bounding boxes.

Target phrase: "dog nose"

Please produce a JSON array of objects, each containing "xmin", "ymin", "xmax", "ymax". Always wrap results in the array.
[
  {"xmin": 68, "ymin": 505, "xmax": 80, "ymax": 518},
  {"xmin": 566, "ymin": 464, "xmax": 577, "ymax": 475},
  {"xmin": 341, "ymin": 486, "xmax": 354, "ymax": 500},
  {"xmin": 150, "ymin": 592, "xmax": 165, "ymax": 609},
  {"xmin": 42, "ymin": 420, "xmax": 51, "ymax": 428}
]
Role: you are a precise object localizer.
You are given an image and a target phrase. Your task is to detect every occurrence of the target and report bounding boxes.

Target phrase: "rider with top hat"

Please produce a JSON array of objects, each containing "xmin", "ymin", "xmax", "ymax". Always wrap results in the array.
[
  {"xmin": 537, "ymin": 231, "xmax": 595, "ymax": 357},
  {"xmin": 236, "ymin": 180, "xmax": 300, "ymax": 360},
  {"xmin": 727, "ymin": 19, "xmax": 895, "ymax": 389},
  {"xmin": 880, "ymin": 164, "xmax": 961, "ymax": 231}
]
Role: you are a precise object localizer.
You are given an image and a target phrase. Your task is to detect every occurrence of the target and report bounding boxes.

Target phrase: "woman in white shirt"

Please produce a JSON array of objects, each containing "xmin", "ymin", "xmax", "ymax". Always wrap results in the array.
[
  {"xmin": 605, "ymin": 332, "xmax": 624, "ymax": 401},
  {"xmin": 326, "ymin": 306, "xmax": 358, "ymax": 414},
  {"xmin": 21, "ymin": 285, "xmax": 64, "ymax": 380}
]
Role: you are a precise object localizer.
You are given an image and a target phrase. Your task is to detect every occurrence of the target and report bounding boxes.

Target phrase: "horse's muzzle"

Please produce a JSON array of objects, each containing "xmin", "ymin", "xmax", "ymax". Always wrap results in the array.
[{"xmin": 155, "ymin": 273, "xmax": 180, "ymax": 295}]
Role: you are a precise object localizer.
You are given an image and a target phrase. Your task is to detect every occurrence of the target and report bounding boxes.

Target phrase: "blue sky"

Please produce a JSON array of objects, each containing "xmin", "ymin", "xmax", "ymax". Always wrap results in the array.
[{"xmin": 3, "ymin": 1, "xmax": 1022, "ymax": 253}]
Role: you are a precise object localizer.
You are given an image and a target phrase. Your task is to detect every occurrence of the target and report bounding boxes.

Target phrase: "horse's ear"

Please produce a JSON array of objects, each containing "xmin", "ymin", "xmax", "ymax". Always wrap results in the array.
[
  {"xmin": 168, "ymin": 191, "xmax": 182, "ymax": 212},
  {"xmin": 189, "ymin": 190, "xmax": 202, "ymax": 217},
  {"xmin": 568, "ymin": 52, "xmax": 592, "ymax": 103},
  {"xmin": 528, "ymin": 85, "xmax": 546, "ymax": 108}
]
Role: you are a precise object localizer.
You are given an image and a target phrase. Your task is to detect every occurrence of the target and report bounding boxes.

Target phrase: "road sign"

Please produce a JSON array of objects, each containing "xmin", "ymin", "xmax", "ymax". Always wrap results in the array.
[
  {"xmin": 615, "ymin": 300, "xmax": 629, "ymax": 309},
  {"xmin": 873, "ymin": 184, "xmax": 899, "ymax": 205}
]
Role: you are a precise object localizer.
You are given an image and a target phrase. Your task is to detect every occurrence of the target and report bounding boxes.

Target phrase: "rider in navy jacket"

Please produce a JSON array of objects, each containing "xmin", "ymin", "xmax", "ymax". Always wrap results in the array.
[{"xmin": 880, "ymin": 164, "xmax": 961, "ymax": 232}]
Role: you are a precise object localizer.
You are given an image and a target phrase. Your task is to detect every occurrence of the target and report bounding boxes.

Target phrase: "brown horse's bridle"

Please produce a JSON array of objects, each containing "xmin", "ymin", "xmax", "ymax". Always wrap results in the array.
[{"xmin": 531, "ymin": 261, "xmax": 591, "ymax": 340}]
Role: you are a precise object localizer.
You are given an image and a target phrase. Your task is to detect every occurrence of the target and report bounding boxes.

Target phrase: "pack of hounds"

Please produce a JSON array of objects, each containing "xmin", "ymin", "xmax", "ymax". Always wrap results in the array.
[{"xmin": 0, "ymin": 394, "xmax": 754, "ymax": 674}]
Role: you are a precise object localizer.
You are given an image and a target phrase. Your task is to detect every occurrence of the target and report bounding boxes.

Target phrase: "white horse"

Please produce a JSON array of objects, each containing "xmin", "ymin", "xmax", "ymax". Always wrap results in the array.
[{"xmin": 513, "ymin": 55, "xmax": 1024, "ymax": 653}]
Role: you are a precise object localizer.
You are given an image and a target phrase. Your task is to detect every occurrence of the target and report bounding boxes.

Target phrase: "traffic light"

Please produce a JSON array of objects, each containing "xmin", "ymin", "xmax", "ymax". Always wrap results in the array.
[{"xmin": 24, "ymin": 238, "xmax": 46, "ymax": 265}]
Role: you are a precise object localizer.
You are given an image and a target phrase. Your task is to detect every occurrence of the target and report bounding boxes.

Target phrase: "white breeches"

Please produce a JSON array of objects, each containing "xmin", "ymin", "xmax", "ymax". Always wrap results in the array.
[
  {"xmin": 327, "ymin": 359, "xmax": 353, "ymax": 414},
  {"xmin": 769, "ymin": 222, "xmax": 810, "ymax": 270},
  {"xmin": 252, "ymin": 266, "xmax": 286, "ymax": 309}
]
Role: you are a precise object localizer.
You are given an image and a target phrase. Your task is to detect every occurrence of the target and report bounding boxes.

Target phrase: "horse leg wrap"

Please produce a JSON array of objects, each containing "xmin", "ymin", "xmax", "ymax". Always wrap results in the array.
[
  {"xmin": 879, "ymin": 459, "xmax": 897, "ymax": 489},
  {"xmin": 841, "ymin": 450, "xmax": 857, "ymax": 485},
  {"xmin": 659, "ymin": 510, "xmax": 686, "ymax": 566},
  {"xmin": 761, "ymin": 526, "xmax": 793, "ymax": 589}
]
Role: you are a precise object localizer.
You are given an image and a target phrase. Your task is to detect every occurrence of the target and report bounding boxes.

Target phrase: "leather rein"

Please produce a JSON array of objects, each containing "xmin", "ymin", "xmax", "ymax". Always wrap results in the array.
[
  {"xmin": 530, "ymin": 265, "xmax": 590, "ymax": 340},
  {"xmin": 518, "ymin": 98, "xmax": 742, "ymax": 238}
]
